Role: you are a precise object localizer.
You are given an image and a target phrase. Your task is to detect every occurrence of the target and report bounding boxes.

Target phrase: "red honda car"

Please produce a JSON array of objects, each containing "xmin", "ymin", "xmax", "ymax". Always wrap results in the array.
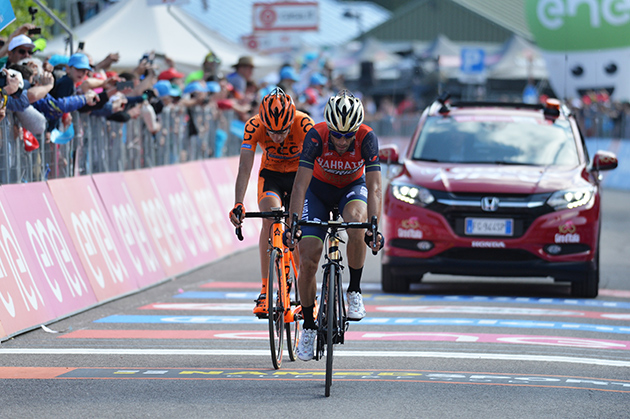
[{"xmin": 380, "ymin": 96, "xmax": 618, "ymax": 297}]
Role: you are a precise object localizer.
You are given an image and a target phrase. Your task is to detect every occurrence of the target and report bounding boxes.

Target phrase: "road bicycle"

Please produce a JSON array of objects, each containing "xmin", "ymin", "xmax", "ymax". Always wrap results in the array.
[
  {"xmin": 236, "ymin": 208, "xmax": 301, "ymax": 369},
  {"xmin": 291, "ymin": 209, "xmax": 378, "ymax": 397}
]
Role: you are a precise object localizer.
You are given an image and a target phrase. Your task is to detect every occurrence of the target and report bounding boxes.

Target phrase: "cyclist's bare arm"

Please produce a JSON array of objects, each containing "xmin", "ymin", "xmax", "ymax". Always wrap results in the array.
[
  {"xmin": 287, "ymin": 165, "xmax": 313, "ymax": 241},
  {"xmin": 365, "ymin": 170, "xmax": 384, "ymax": 252},
  {"xmin": 231, "ymin": 147, "xmax": 255, "ymax": 227},
  {"xmin": 366, "ymin": 170, "xmax": 382, "ymax": 225}
]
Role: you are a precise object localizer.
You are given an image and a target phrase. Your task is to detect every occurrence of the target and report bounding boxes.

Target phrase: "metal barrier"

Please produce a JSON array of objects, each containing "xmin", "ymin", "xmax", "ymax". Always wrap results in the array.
[
  {"xmin": 0, "ymin": 104, "xmax": 244, "ymax": 184},
  {"xmin": 10, "ymin": 104, "xmax": 626, "ymax": 185}
]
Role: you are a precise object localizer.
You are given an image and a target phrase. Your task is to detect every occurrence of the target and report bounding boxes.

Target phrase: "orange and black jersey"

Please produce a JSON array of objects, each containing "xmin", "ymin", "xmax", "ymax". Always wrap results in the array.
[
  {"xmin": 299, "ymin": 122, "xmax": 381, "ymax": 188},
  {"xmin": 241, "ymin": 111, "xmax": 314, "ymax": 173}
]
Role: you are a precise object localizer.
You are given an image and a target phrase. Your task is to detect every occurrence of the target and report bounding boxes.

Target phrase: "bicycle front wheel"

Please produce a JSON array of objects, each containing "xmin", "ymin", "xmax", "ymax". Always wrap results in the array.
[
  {"xmin": 268, "ymin": 248, "xmax": 284, "ymax": 369},
  {"xmin": 325, "ymin": 264, "xmax": 337, "ymax": 397},
  {"xmin": 285, "ymin": 255, "xmax": 300, "ymax": 361}
]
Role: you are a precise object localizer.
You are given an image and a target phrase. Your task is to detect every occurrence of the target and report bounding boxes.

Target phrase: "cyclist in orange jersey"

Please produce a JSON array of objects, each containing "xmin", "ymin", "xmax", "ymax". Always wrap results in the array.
[{"xmin": 230, "ymin": 87, "xmax": 314, "ymax": 316}]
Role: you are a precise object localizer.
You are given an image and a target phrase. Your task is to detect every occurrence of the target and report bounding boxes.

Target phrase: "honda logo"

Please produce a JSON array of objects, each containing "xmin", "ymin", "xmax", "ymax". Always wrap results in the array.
[{"xmin": 481, "ymin": 197, "xmax": 500, "ymax": 212}]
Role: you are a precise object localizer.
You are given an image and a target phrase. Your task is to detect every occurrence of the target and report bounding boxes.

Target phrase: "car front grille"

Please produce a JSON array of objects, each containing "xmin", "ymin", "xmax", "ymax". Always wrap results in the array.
[{"xmin": 430, "ymin": 191, "xmax": 553, "ymax": 239}]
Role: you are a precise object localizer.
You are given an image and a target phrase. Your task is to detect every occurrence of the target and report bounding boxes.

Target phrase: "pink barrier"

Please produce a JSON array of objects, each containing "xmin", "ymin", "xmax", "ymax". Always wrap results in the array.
[
  {"xmin": 0, "ymin": 184, "xmax": 96, "ymax": 336},
  {"xmin": 92, "ymin": 173, "xmax": 167, "ymax": 288},
  {"xmin": 202, "ymin": 156, "xmax": 261, "ymax": 249},
  {"xmin": 0, "ymin": 155, "xmax": 262, "ymax": 340},
  {"xmin": 122, "ymin": 169, "xmax": 190, "ymax": 277},
  {"xmin": 47, "ymin": 177, "xmax": 141, "ymax": 301},
  {"xmin": 179, "ymin": 161, "xmax": 243, "ymax": 258},
  {"xmin": 149, "ymin": 165, "xmax": 217, "ymax": 268}
]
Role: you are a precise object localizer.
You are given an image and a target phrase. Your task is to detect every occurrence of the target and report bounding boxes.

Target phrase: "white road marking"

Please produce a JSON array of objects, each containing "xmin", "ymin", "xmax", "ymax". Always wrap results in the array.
[{"xmin": 0, "ymin": 348, "xmax": 628, "ymax": 367}]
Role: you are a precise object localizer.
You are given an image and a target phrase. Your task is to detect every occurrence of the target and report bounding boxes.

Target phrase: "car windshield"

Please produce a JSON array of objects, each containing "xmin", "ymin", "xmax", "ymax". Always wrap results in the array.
[{"xmin": 412, "ymin": 115, "xmax": 580, "ymax": 166}]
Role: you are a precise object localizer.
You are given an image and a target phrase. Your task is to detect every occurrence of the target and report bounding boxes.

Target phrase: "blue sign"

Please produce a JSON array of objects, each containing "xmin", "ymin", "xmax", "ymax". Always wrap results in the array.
[
  {"xmin": 0, "ymin": 0, "xmax": 16, "ymax": 33},
  {"xmin": 460, "ymin": 48, "xmax": 485, "ymax": 74}
]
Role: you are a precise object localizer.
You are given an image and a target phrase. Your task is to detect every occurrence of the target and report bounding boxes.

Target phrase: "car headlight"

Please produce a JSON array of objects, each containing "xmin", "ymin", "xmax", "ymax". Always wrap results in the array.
[
  {"xmin": 391, "ymin": 183, "xmax": 435, "ymax": 206},
  {"xmin": 546, "ymin": 186, "xmax": 595, "ymax": 210}
]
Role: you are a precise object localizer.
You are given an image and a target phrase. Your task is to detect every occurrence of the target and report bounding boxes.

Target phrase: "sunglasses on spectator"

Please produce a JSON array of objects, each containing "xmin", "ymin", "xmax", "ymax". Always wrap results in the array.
[
  {"xmin": 330, "ymin": 130, "xmax": 355, "ymax": 139},
  {"xmin": 267, "ymin": 128, "xmax": 289, "ymax": 136},
  {"xmin": 17, "ymin": 48, "xmax": 33, "ymax": 55},
  {"xmin": 0, "ymin": 40, "xmax": 5, "ymax": 47}
]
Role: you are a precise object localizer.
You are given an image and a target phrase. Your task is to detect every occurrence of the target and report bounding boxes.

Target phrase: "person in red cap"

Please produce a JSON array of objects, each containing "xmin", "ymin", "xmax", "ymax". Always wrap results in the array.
[{"xmin": 158, "ymin": 67, "xmax": 185, "ymax": 92}]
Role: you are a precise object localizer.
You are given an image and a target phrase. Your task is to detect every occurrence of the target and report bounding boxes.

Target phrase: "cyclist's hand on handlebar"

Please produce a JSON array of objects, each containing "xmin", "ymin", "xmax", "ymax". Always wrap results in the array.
[
  {"xmin": 283, "ymin": 227, "xmax": 302, "ymax": 250},
  {"xmin": 364, "ymin": 230, "xmax": 385, "ymax": 253},
  {"xmin": 229, "ymin": 203, "xmax": 245, "ymax": 227}
]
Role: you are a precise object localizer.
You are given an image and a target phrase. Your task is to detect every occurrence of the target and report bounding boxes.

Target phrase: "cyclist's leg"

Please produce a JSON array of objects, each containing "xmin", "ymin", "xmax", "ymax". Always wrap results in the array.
[
  {"xmin": 254, "ymin": 170, "xmax": 284, "ymax": 315},
  {"xmin": 297, "ymin": 188, "xmax": 327, "ymax": 361},
  {"xmin": 297, "ymin": 186, "xmax": 329, "ymax": 318},
  {"xmin": 340, "ymin": 182, "xmax": 369, "ymax": 319}
]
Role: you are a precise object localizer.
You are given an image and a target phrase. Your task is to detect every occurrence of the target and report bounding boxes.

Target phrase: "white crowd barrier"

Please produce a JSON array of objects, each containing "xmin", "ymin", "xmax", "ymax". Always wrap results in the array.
[{"xmin": 0, "ymin": 154, "xmax": 261, "ymax": 341}]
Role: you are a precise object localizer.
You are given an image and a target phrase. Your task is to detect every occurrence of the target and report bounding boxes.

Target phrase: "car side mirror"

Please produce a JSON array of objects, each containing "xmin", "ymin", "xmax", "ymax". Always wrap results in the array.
[
  {"xmin": 379, "ymin": 144, "xmax": 400, "ymax": 165},
  {"xmin": 591, "ymin": 150, "xmax": 618, "ymax": 172}
]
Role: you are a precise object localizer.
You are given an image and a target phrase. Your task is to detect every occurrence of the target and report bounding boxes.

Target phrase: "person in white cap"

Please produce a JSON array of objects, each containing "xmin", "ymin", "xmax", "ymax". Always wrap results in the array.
[
  {"xmin": 0, "ymin": 23, "xmax": 36, "ymax": 68},
  {"xmin": 6, "ymin": 35, "xmax": 35, "ymax": 68}
]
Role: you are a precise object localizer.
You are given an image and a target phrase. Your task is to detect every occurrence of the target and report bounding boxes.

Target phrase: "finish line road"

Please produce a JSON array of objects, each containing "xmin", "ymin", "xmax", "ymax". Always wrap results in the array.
[{"xmin": 0, "ymin": 190, "xmax": 629, "ymax": 418}]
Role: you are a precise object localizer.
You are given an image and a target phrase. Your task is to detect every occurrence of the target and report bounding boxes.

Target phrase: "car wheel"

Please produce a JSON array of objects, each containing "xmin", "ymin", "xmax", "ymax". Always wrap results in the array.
[
  {"xmin": 381, "ymin": 265, "xmax": 410, "ymax": 293},
  {"xmin": 571, "ymin": 246, "xmax": 599, "ymax": 298}
]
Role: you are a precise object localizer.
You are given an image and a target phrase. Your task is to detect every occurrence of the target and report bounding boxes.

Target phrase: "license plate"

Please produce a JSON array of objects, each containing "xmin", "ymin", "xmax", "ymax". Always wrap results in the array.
[{"xmin": 465, "ymin": 218, "xmax": 513, "ymax": 236}]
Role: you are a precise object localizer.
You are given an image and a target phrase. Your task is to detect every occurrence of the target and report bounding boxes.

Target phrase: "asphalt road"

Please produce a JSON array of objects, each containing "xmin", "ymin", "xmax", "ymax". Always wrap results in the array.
[{"xmin": 0, "ymin": 189, "xmax": 629, "ymax": 419}]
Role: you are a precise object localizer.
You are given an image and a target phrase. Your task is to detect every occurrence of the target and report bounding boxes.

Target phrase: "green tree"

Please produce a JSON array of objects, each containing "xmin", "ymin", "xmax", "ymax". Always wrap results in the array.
[{"xmin": 1, "ymin": 0, "xmax": 60, "ymax": 39}]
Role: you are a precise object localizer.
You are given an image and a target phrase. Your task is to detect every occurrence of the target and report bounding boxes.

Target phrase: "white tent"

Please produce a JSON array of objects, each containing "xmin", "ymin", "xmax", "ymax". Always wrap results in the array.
[
  {"xmin": 44, "ymin": 0, "xmax": 281, "ymax": 76},
  {"xmin": 487, "ymin": 35, "xmax": 548, "ymax": 80},
  {"xmin": 329, "ymin": 37, "xmax": 402, "ymax": 80}
]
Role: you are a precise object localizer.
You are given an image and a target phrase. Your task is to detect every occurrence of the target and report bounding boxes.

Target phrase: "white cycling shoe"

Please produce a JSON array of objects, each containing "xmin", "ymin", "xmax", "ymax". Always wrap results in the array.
[
  {"xmin": 346, "ymin": 291, "xmax": 366, "ymax": 320},
  {"xmin": 297, "ymin": 328, "xmax": 317, "ymax": 361}
]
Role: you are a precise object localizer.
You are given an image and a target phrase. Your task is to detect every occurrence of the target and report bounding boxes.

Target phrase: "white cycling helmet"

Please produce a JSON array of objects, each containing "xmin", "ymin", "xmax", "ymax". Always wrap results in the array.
[{"xmin": 324, "ymin": 90, "xmax": 364, "ymax": 134}]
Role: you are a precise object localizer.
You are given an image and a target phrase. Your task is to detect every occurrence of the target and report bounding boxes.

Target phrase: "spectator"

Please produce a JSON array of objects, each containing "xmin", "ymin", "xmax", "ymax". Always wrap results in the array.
[
  {"xmin": 13, "ymin": 59, "xmax": 55, "ymax": 103},
  {"xmin": 50, "ymin": 53, "xmax": 109, "ymax": 109},
  {"xmin": 158, "ymin": 67, "xmax": 185, "ymax": 91},
  {"xmin": 0, "ymin": 29, "xmax": 35, "ymax": 69},
  {"xmin": 6, "ymin": 64, "xmax": 47, "ymax": 135},
  {"xmin": 153, "ymin": 80, "xmax": 180, "ymax": 106},
  {"xmin": 226, "ymin": 56, "xmax": 254, "ymax": 98},
  {"xmin": 202, "ymin": 51, "xmax": 222, "ymax": 81},
  {"xmin": 277, "ymin": 65, "xmax": 300, "ymax": 98},
  {"xmin": 302, "ymin": 72, "xmax": 328, "ymax": 123}
]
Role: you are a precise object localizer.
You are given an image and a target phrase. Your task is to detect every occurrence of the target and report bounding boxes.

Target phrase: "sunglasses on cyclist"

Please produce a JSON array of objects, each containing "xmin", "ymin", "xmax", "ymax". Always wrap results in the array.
[
  {"xmin": 330, "ymin": 130, "xmax": 355, "ymax": 139},
  {"xmin": 267, "ymin": 128, "xmax": 289, "ymax": 136},
  {"xmin": 17, "ymin": 48, "xmax": 33, "ymax": 56}
]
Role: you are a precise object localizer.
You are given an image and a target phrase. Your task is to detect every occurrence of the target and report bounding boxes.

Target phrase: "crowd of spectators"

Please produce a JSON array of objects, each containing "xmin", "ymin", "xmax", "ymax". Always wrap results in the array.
[
  {"xmin": 0, "ymin": 22, "xmax": 351, "ymax": 166},
  {"xmin": 0, "ymin": 21, "xmax": 627, "ymax": 180}
]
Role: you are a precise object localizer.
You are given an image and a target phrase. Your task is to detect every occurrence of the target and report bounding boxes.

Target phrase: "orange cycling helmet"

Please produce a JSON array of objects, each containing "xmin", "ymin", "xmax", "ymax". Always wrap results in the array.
[{"xmin": 259, "ymin": 87, "xmax": 296, "ymax": 133}]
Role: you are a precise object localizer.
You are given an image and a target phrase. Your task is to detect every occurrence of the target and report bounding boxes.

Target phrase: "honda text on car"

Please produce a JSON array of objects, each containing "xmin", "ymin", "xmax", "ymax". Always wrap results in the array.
[{"xmin": 379, "ymin": 95, "xmax": 618, "ymax": 297}]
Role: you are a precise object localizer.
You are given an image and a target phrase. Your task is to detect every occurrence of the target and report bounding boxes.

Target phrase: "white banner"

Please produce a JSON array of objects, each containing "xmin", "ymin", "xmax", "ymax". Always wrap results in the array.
[
  {"xmin": 253, "ymin": 2, "xmax": 318, "ymax": 31},
  {"xmin": 242, "ymin": 32, "xmax": 301, "ymax": 53}
]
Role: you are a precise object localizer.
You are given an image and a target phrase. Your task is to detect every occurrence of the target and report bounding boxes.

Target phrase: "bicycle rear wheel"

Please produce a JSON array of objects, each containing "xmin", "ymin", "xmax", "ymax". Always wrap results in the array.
[
  {"xmin": 285, "ymin": 255, "xmax": 300, "ymax": 361},
  {"xmin": 325, "ymin": 264, "xmax": 336, "ymax": 397},
  {"xmin": 268, "ymin": 249, "xmax": 284, "ymax": 369}
]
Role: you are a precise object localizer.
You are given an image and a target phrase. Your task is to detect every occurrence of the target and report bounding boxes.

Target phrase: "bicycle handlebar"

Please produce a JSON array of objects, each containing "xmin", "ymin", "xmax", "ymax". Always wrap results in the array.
[
  {"xmin": 234, "ymin": 209, "xmax": 289, "ymax": 241},
  {"xmin": 290, "ymin": 213, "xmax": 380, "ymax": 255}
]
